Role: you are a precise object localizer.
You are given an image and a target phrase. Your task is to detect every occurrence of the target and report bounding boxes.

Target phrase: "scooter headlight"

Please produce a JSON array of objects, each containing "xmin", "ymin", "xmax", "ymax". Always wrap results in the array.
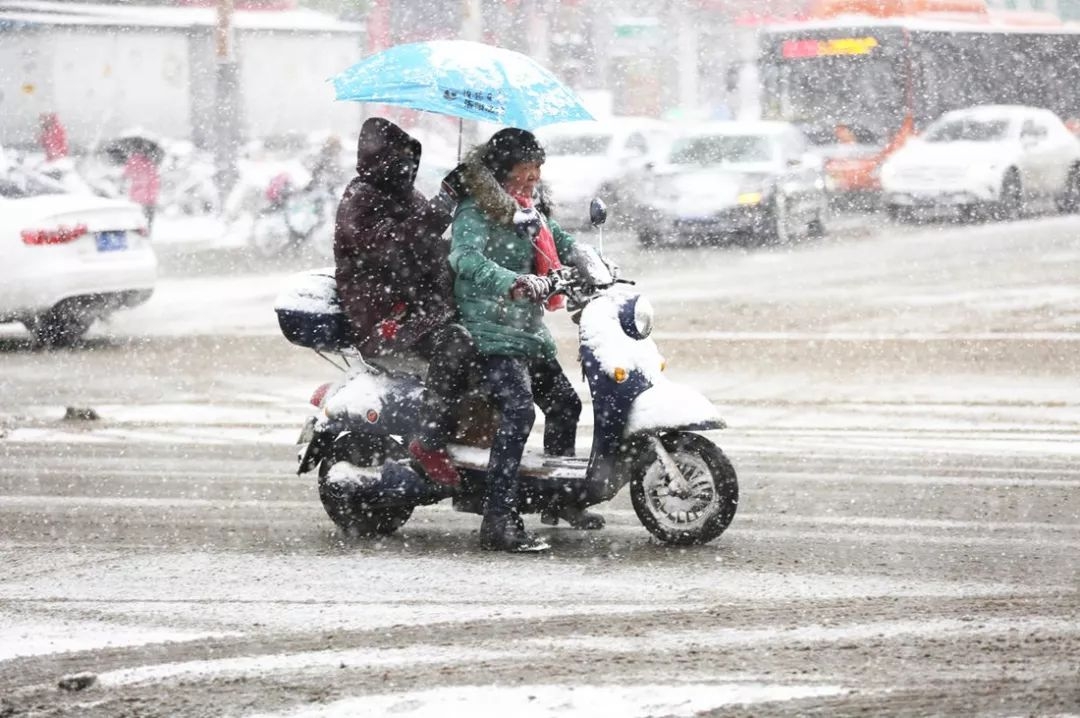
[{"xmin": 619, "ymin": 295, "xmax": 654, "ymax": 340}]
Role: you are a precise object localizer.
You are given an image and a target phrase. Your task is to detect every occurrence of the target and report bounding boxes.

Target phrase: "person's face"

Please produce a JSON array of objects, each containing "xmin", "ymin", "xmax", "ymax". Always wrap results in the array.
[
  {"xmin": 384, "ymin": 146, "xmax": 418, "ymax": 187},
  {"xmin": 503, "ymin": 161, "xmax": 542, "ymax": 196}
]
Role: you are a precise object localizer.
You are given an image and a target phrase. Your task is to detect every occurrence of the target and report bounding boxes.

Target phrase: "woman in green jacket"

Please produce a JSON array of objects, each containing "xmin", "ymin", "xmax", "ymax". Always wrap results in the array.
[{"xmin": 450, "ymin": 128, "xmax": 591, "ymax": 553}]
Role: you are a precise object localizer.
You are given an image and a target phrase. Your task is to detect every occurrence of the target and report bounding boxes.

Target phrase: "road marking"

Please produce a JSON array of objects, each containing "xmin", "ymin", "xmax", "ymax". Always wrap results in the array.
[
  {"xmin": 520, "ymin": 616, "xmax": 1080, "ymax": 654},
  {"xmin": 244, "ymin": 684, "xmax": 847, "ymax": 718}
]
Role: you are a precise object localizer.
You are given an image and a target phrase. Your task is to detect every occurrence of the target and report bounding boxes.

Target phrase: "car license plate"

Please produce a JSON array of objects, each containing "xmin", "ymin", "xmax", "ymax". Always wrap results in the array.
[{"xmin": 96, "ymin": 230, "xmax": 128, "ymax": 252}]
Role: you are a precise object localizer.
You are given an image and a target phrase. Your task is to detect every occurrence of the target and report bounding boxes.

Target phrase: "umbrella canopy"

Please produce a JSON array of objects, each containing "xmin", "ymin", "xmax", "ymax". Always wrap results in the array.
[
  {"xmin": 99, "ymin": 135, "xmax": 165, "ymax": 166},
  {"xmin": 331, "ymin": 40, "xmax": 594, "ymax": 131}
]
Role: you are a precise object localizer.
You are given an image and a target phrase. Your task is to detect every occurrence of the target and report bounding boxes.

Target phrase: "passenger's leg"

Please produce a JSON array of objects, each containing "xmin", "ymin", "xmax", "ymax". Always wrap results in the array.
[
  {"xmin": 409, "ymin": 324, "xmax": 477, "ymax": 487},
  {"xmin": 529, "ymin": 356, "xmax": 582, "ymax": 457},
  {"xmin": 531, "ymin": 359, "xmax": 603, "ymax": 530},
  {"xmin": 479, "ymin": 355, "xmax": 548, "ymax": 552},
  {"xmin": 418, "ymin": 323, "xmax": 476, "ymax": 448}
]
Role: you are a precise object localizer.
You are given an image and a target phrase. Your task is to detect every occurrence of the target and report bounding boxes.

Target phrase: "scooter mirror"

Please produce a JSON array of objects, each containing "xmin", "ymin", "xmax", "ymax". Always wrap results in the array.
[{"xmin": 589, "ymin": 198, "xmax": 608, "ymax": 227}]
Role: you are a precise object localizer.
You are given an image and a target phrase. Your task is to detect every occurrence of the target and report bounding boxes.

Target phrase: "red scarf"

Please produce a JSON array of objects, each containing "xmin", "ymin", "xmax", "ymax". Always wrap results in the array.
[{"xmin": 513, "ymin": 194, "xmax": 564, "ymax": 311}]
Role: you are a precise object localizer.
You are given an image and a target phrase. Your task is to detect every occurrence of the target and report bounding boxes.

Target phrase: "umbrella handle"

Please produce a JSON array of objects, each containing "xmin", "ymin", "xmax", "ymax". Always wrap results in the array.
[{"xmin": 457, "ymin": 118, "xmax": 463, "ymax": 162}]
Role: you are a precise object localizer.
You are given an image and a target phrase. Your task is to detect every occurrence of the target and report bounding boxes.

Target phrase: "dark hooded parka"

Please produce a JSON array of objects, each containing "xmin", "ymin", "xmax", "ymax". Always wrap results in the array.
[{"xmin": 333, "ymin": 117, "xmax": 454, "ymax": 355}]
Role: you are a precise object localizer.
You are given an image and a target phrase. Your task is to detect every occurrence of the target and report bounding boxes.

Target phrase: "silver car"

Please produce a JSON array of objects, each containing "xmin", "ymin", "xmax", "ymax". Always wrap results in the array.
[{"xmin": 635, "ymin": 121, "xmax": 829, "ymax": 247}]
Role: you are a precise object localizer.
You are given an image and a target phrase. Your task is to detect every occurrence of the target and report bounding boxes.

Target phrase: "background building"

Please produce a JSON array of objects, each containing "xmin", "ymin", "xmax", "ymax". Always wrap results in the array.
[{"xmin": 0, "ymin": 1, "xmax": 363, "ymax": 150}]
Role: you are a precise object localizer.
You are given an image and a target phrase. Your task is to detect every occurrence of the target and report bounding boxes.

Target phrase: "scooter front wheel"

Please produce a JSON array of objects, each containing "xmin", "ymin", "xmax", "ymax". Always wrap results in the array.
[{"xmin": 629, "ymin": 432, "xmax": 738, "ymax": 545}]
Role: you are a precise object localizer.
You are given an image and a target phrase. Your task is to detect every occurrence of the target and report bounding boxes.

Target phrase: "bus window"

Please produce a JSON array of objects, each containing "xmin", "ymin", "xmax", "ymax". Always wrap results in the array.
[
  {"xmin": 911, "ymin": 32, "xmax": 1004, "ymax": 127},
  {"xmin": 761, "ymin": 28, "xmax": 906, "ymax": 149},
  {"xmin": 774, "ymin": 55, "xmax": 903, "ymax": 147}
]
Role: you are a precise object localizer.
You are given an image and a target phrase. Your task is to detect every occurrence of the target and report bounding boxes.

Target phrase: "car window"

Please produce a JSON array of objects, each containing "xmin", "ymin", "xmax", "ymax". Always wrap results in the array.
[
  {"xmin": 924, "ymin": 117, "xmax": 1011, "ymax": 142},
  {"xmin": 0, "ymin": 168, "xmax": 66, "ymax": 198},
  {"xmin": 1021, "ymin": 119, "xmax": 1048, "ymax": 140},
  {"xmin": 668, "ymin": 134, "xmax": 775, "ymax": 165},
  {"xmin": 542, "ymin": 134, "xmax": 612, "ymax": 157},
  {"xmin": 625, "ymin": 133, "xmax": 648, "ymax": 155}
]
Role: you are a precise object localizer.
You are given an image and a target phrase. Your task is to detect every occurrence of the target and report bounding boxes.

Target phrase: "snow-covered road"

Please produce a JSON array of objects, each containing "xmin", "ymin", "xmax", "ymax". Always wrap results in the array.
[{"xmin": 1, "ymin": 215, "xmax": 1078, "ymax": 716}]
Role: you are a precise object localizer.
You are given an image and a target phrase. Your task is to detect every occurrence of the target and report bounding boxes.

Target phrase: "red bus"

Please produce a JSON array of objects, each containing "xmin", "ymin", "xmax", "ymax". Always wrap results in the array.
[{"xmin": 758, "ymin": 0, "xmax": 1080, "ymax": 201}]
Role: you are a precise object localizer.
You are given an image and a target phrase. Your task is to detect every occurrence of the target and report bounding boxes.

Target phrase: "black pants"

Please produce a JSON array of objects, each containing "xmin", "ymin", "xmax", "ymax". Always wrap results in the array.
[
  {"xmin": 415, "ymin": 323, "xmax": 478, "ymax": 450},
  {"xmin": 480, "ymin": 355, "xmax": 582, "ymax": 520},
  {"xmin": 142, "ymin": 204, "xmax": 155, "ymax": 232}
]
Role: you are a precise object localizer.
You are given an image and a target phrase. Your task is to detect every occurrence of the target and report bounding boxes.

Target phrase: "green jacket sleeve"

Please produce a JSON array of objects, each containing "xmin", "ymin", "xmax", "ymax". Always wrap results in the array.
[
  {"xmin": 548, "ymin": 216, "xmax": 577, "ymax": 262},
  {"xmin": 450, "ymin": 205, "xmax": 519, "ymax": 298}
]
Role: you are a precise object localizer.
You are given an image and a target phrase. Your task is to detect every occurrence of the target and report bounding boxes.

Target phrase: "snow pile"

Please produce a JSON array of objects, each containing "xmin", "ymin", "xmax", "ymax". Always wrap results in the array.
[{"xmin": 273, "ymin": 268, "xmax": 340, "ymax": 316}]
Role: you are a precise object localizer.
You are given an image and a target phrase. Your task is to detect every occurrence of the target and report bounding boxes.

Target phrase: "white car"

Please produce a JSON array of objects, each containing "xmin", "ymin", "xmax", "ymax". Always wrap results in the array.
[
  {"xmin": 635, "ymin": 121, "xmax": 829, "ymax": 247},
  {"xmin": 535, "ymin": 118, "xmax": 675, "ymax": 227},
  {"xmin": 881, "ymin": 105, "xmax": 1080, "ymax": 221},
  {"xmin": 0, "ymin": 167, "xmax": 157, "ymax": 346}
]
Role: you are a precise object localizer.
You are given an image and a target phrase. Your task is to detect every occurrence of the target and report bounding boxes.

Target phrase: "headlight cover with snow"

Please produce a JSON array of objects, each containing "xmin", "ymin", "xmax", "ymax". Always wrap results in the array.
[{"xmin": 618, "ymin": 295, "xmax": 654, "ymax": 340}]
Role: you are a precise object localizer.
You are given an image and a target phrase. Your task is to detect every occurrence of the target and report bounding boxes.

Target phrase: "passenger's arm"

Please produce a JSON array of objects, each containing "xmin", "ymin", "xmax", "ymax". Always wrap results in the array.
[
  {"xmin": 338, "ymin": 186, "xmax": 452, "ymax": 273},
  {"xmin": 449, "ymin": 206, "xmax": 518, "ymax": 298}
]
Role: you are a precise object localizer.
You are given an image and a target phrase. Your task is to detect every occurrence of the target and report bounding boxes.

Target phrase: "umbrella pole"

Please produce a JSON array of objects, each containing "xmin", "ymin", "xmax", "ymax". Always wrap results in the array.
[{"xmin": 457, "ymin": 118, "xmax": 463, "ymax": 162}]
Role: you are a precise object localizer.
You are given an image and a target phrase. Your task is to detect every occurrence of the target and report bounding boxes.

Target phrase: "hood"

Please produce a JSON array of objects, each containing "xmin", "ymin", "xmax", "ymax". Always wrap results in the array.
[
  {"xmin": 459, "ymin": 144, "xmax": 559, "ymax": 224},
  {"xmin": 653, "ymin": 166, "xmax": 769, "ymax": 210},
  {"xmin": 891, "ymin": 139, "xmax": 1018, "ymax": 167},
  {"xmin": 461, "ymin": 145, "xmax": 518, "ymax": 226},
  {"xmin": 356, "ymin": 117, "xmax": 421, "ymax": 199}
]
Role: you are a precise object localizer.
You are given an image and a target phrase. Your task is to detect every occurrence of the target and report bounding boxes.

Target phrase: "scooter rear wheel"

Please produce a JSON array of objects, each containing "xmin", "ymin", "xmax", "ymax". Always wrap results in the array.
[
  {"xmin": 317, "ymin": 434, "xmax": 412, "ymax": 537},
  {"xmin": 629, "ymin": 432, "xmax": 738, "ymax": 545}
]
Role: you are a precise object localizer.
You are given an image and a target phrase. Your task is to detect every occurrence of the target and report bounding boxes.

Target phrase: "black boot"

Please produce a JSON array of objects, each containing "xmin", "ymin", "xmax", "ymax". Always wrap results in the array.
[
  {"xmin": 540, "ymin": 501, "xmax": 606, "ymax": 530},
  {"xmin": 480, "ymin": 513, "xmax": 550, "ymax": 553}
]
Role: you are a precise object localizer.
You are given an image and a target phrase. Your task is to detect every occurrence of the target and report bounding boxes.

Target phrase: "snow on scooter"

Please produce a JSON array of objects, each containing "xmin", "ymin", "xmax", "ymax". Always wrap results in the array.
[{"xmin": 275, "ymin": 200, "xmax": 738, "ymax": 545}]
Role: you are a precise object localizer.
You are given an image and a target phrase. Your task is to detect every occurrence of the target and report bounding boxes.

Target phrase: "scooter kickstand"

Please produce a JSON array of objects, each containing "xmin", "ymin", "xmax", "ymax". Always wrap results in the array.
[{"xmin": 650, "ymin": 436, "xmax": 691, "ymax": 497}]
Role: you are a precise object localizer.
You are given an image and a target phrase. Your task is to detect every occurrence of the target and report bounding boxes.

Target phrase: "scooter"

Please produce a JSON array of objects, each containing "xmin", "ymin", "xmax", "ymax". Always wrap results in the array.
[
  {"xmin": 250, "ymin": 174, "xmax": 336, "ymax": 258},
  {"xmin": 275, "ymin": 200, "xmax": 738, "ymax": 545}
]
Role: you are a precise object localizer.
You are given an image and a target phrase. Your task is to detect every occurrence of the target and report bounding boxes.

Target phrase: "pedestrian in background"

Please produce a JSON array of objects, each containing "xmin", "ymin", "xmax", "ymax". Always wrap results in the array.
[
  {"xmin": 38, "ymin": 113, "xmax": 68, "ymax": 162},
  {"xmin": 123, "ymin": 151, "xmax": 160, "ymax": 231}
]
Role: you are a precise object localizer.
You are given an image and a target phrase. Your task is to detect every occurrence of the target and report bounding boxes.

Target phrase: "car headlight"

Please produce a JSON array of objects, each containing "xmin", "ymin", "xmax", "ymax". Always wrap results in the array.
[
  {"xmin": 618, "ymin": 295, "xmax": 654, "ymax": 340},
  {"xmin": 737, "ymin": 191, "xmax": 763, "ymax": 205}
]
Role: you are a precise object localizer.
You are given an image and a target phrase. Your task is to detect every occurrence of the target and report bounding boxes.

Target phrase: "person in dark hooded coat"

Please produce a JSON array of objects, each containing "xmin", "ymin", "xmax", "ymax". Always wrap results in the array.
[
  {"xmin": 334, "ymin": 117, "xmax": 474, "ymax": 488},
  {"xmin": 334, "ymin": 117, "xmax": 459, "ymax": 355}
]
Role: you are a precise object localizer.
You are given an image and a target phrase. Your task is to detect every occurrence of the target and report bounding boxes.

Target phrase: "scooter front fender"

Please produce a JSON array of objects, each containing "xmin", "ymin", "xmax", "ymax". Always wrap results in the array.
[{"xmin": 624, "ymin": 378, "xmax": 726, "ymax": 436}]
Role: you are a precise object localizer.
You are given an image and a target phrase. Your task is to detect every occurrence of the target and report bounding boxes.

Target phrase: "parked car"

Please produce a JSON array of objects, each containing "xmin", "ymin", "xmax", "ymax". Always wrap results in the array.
[
  {"xmin": 535, "ymin": 117, "xmax": 674, "ymax": 227},
  {"xmin": 634, "ymin": 121, "xmax": 828, "ymax": 247},
  {"xmin": 0, "ymin": 166, "xmax": 157, "ymax": 346},
  {"xmin": 881, "ymin": 105, "xmax": 1080, "ymax": 222}
]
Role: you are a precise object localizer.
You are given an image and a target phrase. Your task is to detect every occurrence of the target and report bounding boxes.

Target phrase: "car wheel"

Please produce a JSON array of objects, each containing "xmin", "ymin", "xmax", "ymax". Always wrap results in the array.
[
  {"xmin": 29, "ymin": 302, "xmax": 94, "ymax": 348},
  {"xmin": 766, "ymin": 194, "xmax": 793, "ymax": 244},
  {"xmin": 1056, "ymin": 164, "xmax": 1080, "ymax": 214},
  {"xmin": 807, "ymin": 202, "xmax": 827, "ymax": 238},
  {"xmin": 993, "ymin": 170, "xmax": 1023, "ymax": 222},
  {"xmin": 958, "ymin": 204, "xmax": 983, "ymax": 224},
  {"xmin": 886, "ymin": 204, "xmax": 913, "ymax": 223}
]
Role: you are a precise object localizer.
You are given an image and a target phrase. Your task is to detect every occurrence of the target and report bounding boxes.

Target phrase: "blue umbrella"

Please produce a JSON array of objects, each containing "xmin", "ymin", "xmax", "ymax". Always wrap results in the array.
[{"xmin": 331, "ymin": 40, "xmax": 594, "ymax": 131}]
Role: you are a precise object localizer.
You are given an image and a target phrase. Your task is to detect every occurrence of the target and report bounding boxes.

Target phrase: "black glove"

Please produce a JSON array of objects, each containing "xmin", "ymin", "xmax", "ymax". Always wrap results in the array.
[
  {"xmin": 513, "ymin": 207, "xmax": 542, "ymax": 240},
  {"xmin": 440, "ymin": 163, "xmax": 468, "ymax": 200},
  {"xmin": 509, "ymin": 274, "xmax": 552, "ymax": 303}
]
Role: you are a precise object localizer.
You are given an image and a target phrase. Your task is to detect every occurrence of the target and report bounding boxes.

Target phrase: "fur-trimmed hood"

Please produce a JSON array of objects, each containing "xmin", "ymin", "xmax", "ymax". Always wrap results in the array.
[{"xmin": 460, "ymin": 145, "xmax": 554, "ymax": 225}]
